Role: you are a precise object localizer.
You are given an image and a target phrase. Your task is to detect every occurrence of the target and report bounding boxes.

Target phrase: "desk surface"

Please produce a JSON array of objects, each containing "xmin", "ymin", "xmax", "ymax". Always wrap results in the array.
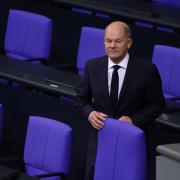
[
  {"xmin": 0, "ymin": 165, "xmax": 38, "ymax": 180},
  {"xmin": 155, "ymin": 112, "xmax": 180, "ymax": 131},
  {"xmin": 0, "ymin": 55, "xmax": 82, "ymax": 97},
  {"xmin": 46, "ymin": 0, "xmax": 180, "ymax": 31},
  {"xmin": 157, "ymin": 143, "xmax": 180, "ymax": 162}
]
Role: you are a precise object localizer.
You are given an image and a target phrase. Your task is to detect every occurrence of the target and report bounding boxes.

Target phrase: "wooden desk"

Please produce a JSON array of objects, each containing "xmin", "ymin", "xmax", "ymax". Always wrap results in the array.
[{"xmin": 0, "ymin": 55, "xmax": 82, "ymax": 98}]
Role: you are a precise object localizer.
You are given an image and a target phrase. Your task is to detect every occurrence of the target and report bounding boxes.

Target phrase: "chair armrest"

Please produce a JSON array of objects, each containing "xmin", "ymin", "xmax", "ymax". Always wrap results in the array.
[{"xmin": 34, "ymin": 171, "xmax": 67, "ymax": 180}]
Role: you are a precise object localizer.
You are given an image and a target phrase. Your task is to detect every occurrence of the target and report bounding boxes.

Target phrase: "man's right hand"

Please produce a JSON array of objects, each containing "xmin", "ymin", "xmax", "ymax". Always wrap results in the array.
[{"xmin": 88, "ymin": 111, "xmax": 108, "ymax": 130}]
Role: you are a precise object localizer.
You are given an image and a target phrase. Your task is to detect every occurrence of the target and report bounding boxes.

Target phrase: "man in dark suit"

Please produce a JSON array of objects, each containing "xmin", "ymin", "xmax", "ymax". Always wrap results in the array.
[{"xmin": 75, "ymin": 21, "xmax": 165, "ymax": 180}]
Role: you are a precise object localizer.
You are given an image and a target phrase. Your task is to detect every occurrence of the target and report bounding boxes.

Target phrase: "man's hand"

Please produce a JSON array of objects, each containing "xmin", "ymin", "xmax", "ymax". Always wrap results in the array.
[
  {"xmin": 119, "ymin": 115, "xmax": 133, "ymax": 125},
  {"xmin": 88, "ymin": 111, "xmax": 108, "ymax": 129}
]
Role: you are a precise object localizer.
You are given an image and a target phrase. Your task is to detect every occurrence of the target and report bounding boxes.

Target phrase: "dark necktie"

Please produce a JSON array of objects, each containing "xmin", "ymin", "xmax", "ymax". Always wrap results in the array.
[{"xmin": 110, "ymin": 65, "xmax": 120, "ymax": 109}]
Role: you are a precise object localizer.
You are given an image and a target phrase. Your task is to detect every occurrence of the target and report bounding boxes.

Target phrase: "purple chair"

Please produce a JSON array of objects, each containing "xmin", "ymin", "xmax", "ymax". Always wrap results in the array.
[
  {"xmin": 5, "ymin": 9, "xmax": 52, "ymax": 64},
  {"xmin": 77, "ymin": 26, "xmax": 105, "ymax": 75},
  {"xmin": 60, "ymin": 26, "xmax": 105, "ymax": 101},
  {"xmin": 24, "ymin": 116, "xmax": 72, "ymax": 180},
  {"xmin": 94, "ymin": 118, "xmax": 147, "ymax": 180},
  {"xmin": 152, "ymin": 45, "xmax": 180, "ymax": 100}
]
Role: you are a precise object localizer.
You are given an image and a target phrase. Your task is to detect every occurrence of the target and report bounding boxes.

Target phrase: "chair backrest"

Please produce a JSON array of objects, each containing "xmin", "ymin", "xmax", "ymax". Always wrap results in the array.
[
  {"xmin": 24, "ymin": 116, "xmax": 72, "ymax": 180},
  {"xmin": 152, "ymin": 45, "xmax": 180, "ymax": 99},
  {"xmin": 94, "ymin": 118, "xmax": 147, "ymax": 180},
  {"xmin": 77, "ymin": 26, "xmax": 105, "ymax": 75},
  {"xmin": 5, "ymin": 9, "xmax": 52, "ymax": 62}
]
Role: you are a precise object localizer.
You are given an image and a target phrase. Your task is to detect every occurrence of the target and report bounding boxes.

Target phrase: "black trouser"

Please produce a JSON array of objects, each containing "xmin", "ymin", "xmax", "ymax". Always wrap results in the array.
[
  {"xmin": 85, "ymin": 163, "xmax": 95, "ymax": 180},
  {"xmin": 85, "ymin": 130, "xmax": 98, "ymax": 180}
]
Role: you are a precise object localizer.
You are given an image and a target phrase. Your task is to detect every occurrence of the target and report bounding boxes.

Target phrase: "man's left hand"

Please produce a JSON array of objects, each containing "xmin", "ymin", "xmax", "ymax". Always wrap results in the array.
[{"xmin": 119, "ymin": 116, "xmax": 133, "ymax": 125}]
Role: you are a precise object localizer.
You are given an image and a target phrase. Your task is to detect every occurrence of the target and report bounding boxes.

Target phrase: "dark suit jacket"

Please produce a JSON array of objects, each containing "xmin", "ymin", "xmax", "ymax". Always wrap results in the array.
[{"xmin": 75, "ymin": 55, "xmax": 165, "ymax": 165}]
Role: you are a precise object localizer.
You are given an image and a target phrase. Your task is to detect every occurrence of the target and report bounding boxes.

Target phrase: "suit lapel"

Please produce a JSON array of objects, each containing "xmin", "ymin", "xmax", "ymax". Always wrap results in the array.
[
  {"xmin": 118, "ymin": 57, "xmax": 136, "ymax": 103},
  {"xmin": 100, "ymin": 57, "xmax": 112, "ymax": 110}
]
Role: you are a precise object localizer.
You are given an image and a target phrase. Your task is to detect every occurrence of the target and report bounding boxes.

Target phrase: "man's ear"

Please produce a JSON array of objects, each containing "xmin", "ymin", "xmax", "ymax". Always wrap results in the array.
[{"xmin": 127, "ymin": 37, "xmax": 133, "ymax": 49}]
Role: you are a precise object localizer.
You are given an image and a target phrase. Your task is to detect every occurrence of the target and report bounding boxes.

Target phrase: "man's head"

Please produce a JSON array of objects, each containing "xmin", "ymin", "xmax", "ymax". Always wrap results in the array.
[{"xmin": 104, "ymin": 21, "xmax": 133, "ymax": 63}]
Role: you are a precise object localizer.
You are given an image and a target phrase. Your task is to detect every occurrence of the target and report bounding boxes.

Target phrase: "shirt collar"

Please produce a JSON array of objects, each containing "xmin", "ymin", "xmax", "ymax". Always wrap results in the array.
[{"xmin": 108, "ymin": 53, "xmax": 129, "ymax": 70}]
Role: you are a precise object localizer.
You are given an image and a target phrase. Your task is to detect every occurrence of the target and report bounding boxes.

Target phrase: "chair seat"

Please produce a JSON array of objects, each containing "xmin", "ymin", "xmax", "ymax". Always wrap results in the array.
[{"xmin": 26, "ymin": 164, "xmax": 59, "ymax": 180}]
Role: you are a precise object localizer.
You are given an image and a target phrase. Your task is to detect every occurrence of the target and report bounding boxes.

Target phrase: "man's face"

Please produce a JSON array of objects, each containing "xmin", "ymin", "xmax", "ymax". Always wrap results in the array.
[{"xmin": 104, "ymin": 27, "xmax": 132, "ymax": 63}]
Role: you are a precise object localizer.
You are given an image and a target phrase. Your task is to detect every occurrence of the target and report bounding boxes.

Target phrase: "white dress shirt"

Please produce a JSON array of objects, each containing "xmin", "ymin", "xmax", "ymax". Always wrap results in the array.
[{"xmin": 108, "ymin": 53, "xmax": 129, "ymax": 98}]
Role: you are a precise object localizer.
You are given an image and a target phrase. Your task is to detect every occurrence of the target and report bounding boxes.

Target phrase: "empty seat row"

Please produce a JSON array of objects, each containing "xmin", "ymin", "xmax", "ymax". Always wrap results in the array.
[
  {"xmin": 4, "ymin": 9, "xmax": 180, "ymax": 99},
  {"xmin": 2, "ymin": 9, "xmax": 106, "ymax": 76},
  {"xmin": 0, "ymin": 115, "xmax": 147, "ymax": 180},
  {"xmin": 0, "ymin": 116, "xmax": 72, "ymax": 180},
  {"xmin": 2, "ymin": 9, "xmax": 180, "ymax": 98}
]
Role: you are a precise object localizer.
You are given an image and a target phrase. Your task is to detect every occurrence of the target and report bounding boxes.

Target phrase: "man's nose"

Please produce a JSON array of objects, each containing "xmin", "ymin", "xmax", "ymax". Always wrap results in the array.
[{"xmin": 110, "ymin": 42, "xmax": 116, "ymax": 48}]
